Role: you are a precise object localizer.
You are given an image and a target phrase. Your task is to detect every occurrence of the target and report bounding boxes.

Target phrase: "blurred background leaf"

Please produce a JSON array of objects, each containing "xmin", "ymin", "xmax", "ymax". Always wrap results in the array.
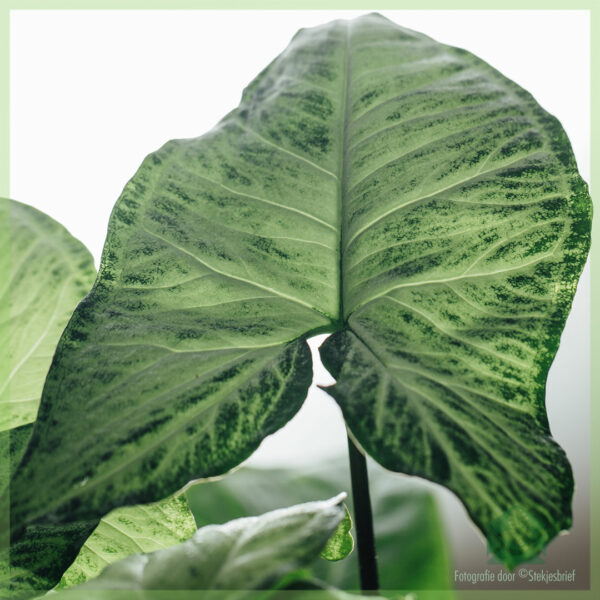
[
  {"xmin": 52, "ymin": 496, "xmax": 347, "ymax": 600},
  {"xmin": 0, "ymin": 199, "xmax": 96, "ymax": 434},
  {"xmin": 186, "ymin": 456, "xmax": 454, "ymax": 598}
]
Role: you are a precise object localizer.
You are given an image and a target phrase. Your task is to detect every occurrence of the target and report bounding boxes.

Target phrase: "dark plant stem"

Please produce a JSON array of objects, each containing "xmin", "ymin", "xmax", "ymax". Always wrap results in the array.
[{"xmin": 347, "ymin": 434, "xmax": 379, "ymax": 593}]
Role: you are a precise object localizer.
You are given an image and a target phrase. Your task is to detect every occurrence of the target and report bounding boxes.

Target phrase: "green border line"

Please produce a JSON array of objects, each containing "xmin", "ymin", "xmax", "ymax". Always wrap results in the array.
[
  {"xmin": 1, "ymin": 3, "xmax": 595, "ymax": 600},
  {"xmin": 0, "ymin": 1, "xmax": 595, "ymax": 7}
]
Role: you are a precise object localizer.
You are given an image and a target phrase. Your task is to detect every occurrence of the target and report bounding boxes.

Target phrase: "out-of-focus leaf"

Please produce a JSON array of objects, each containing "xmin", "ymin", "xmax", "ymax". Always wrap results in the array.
[
  {"xmin": 273, "ymin": 580, "xmax": 398, "ymax": 599},
  {"xmin": 186, "ymin": 458, "xmax": 453, "ymax": 594},
  {"xmin": 0, "ymin": 199, "xmax": 96, "ymax": 432},
  {"xmin": 40, "ymin": 588, "xmax": 392, "ymax": 600},
  {"xmin": 52, "ymin": 496, "xmax": 346, "ymax": 598},
  {"xmin": 0, "ymin": 202, "xmax": 198, "ymax": 598},
  {"xmin": 320, "ymin": 507, "xmax": 353, "ymax": 561}
]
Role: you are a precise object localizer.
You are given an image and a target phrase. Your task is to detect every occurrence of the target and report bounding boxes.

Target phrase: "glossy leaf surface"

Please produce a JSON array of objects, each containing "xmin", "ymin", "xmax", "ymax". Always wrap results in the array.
[{"xmin": 8, "ymin": 13, "xmax": 591, "ymax": 575}]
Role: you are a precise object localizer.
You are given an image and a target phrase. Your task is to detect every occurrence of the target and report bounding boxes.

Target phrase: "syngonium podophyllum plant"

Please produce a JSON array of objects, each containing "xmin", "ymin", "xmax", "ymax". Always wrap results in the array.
[{"xmin": 1, "ymin": 12, "xmax": 592, "ymax": 597}]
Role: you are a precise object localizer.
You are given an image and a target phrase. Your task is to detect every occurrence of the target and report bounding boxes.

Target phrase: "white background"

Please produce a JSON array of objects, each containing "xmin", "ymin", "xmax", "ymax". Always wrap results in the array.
[{"xmin": 10, "ymin": 9, "xmax": 591, "ymax": 579}]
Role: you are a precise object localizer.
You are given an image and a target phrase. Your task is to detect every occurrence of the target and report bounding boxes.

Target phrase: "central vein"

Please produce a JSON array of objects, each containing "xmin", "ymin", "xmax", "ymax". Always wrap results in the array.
[{"xmin": 337, "ymin": 20, "xmax": 353, "ymax": 327}]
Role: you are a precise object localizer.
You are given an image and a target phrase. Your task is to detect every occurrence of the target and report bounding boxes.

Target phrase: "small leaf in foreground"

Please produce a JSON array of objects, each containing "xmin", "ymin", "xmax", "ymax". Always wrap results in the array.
[{"xmin": 320, "ymin": 506, "xmax": 353, "ymax": 562}]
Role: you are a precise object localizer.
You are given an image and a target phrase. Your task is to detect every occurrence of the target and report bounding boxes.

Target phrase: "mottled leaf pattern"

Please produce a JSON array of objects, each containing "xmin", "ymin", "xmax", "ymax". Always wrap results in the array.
[
  {"xmin": 0, "ymin": 424, "xmax": 31, "ymax": 497},
  {"xmin": 2, "ymin": 451, "xmax": 196, "ymax": 596},
  {"xmin": 56, "ymin": 495, "xmax": 196, "ymax": 588},
  {"xmin": 6, "ymin": 12, "xmax": 591, "ymax": 587},
  {"xmin": 0, "ymin": 199, "xmax": 96, "ymax": 431},
  {"xmin": 318, "ymin": 15, "xmax": 590, "ymax": 568},
  {"xmin": 320, "ymin": 506, "xmax": 353, "ymax": 562}
]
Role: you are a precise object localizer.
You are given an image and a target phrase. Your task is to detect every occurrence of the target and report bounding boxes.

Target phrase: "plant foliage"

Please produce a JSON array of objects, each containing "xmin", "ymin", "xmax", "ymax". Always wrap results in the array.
[{"xmin": 4, "ymin": 13, "xmax": 591, "ymax": 590}]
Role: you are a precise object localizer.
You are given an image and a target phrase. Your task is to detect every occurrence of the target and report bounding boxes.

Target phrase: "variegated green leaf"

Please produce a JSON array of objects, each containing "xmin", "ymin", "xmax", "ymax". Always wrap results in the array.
[
  {"xmin": 6, "ymin": 12, "xmax": 591, "ymax": 588},
  {"xmin": 56, "ymin": 494, "xmax": 196, "ymax": 588},
  {"xmin": 320, "ymin": 507, "xmax": 353, "ymax": 562}
]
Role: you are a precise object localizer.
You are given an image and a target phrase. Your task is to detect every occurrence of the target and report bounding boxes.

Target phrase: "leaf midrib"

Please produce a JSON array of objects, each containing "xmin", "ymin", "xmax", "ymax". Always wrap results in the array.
[{"xmin": 337, "ymin": 20, "xmax": 352, "ymax": 326}]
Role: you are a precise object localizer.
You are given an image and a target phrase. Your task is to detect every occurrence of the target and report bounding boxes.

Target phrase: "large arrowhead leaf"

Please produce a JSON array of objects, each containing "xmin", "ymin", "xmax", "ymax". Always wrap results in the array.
[
  {"xmin": 7, "ymin": 11, "xmax": 591, "ymax": 579},
  {"xmin": 0, "ymin": 199, "xmax": 96, "ymax": 432}
]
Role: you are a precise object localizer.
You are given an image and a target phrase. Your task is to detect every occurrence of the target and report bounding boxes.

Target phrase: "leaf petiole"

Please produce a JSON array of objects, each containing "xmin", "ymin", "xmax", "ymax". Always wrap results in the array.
[{"xmin": 347, "ymin": 434, "xmax": 379, "ymax": 593}]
